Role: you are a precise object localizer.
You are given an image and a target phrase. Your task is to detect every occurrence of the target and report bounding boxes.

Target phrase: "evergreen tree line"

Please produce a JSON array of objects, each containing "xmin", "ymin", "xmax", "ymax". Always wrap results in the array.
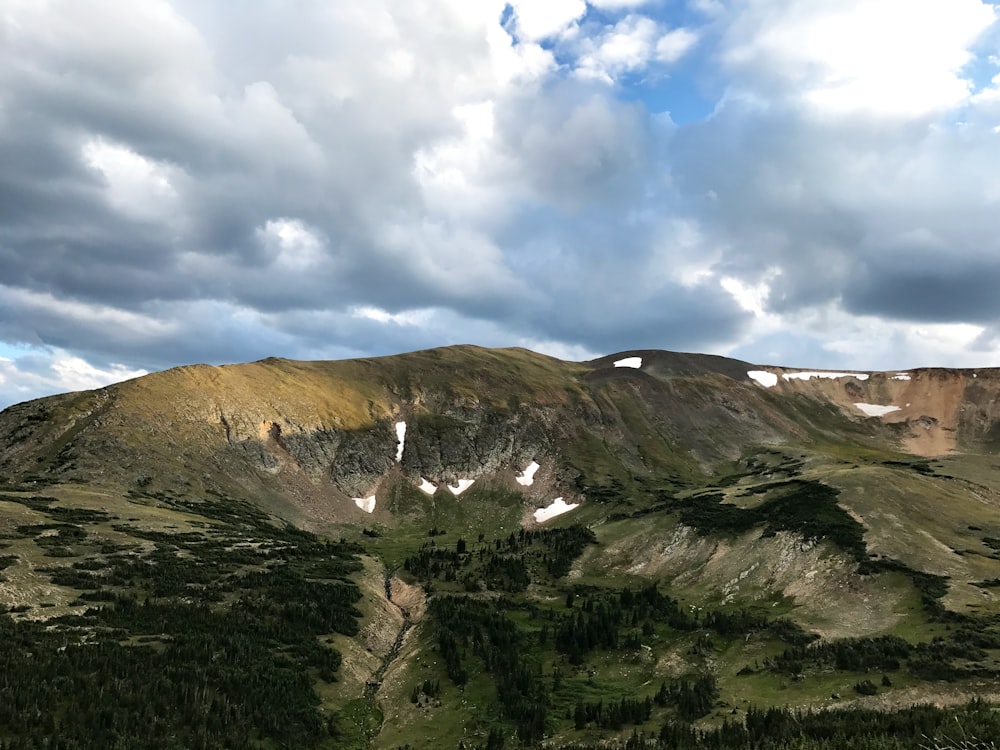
[
  {"xmin": 652, "ymin": 675, "xmax": 720, "ymax": 722},
  {"xmin": 573, "ymin": 697, "xmax": 653, "ymax": 730},
  {"xmin": 570, "ymin": 676, "xmax": 720, "ymax": 732},
  {"xmin": 551, "ymin": 584, "xmax": 814, "ymax": 665},
  {"xmin": 556, "ymin": 700, "xmax": 1000, "ymax": 750},
  {"xmin": 0, "ymin": 491, "xmax": 364, "ymax": 748},
  {"xmin": 431, "ymin": 597, "xmax": 548, "ymax": 745},
  {"xmin": 404, "ymin": 525, "xmax": 596, "ymax": 591},
  {"xmin": 755, "ymin": 626, "xmax": 1000, "ymax": 683},
  {"xmin": 659, "ymin": 480, "xmax": 868, "ymax": 561}
]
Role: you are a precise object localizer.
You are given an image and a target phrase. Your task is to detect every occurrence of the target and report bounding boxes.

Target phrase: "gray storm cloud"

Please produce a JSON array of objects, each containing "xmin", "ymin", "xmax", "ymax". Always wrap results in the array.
[{"xmin": 0, "ymin": 0, "xmax": 999, "ymax": 406}]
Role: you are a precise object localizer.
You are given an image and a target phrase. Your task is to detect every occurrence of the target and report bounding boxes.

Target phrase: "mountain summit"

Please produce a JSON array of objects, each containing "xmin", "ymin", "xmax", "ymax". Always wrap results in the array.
[{"xmin": 3, "ymin": 346, "xmax": 995, "ymax": 511}]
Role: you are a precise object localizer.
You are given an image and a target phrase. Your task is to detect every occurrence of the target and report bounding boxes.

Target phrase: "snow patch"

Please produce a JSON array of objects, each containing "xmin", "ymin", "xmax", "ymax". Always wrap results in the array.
[
  {"xmin": 395, "ymin": 421, "xmax": 406, "ymax": 462},
  {"xmin": 354, "ymin": 496, "xmax": 376, "ymax": 513},
  {"xmin": 516, "ymin": 461, "xmax": 540, "ymax": 486},
  {"xmin": 783, "ymin": 371, "xmax": 869, "ymax": 382},
  {"xmin": 534, "ymin": 497, "xmax": 580, "ymax": 523},
  {"xmin": 418, "ymin": 478, "xmax": 436, "ymax": 496},
  {"xmin": 448, "ymin": 479, "xmax": 475, "ymax": 496},
  {"xmin": 892, "ymin": 373, "xmax": 912, "ymax": 381},
  {"xmin": 854, "ymin": 403, "xmax": 902, "ymax": 417},
  {"xmin": 613, "ymin": 356, "xmax": 642, "ymax": 369},
  {"xmin": 747, "ymin": 370, "xmax": 778, "ymax": 388}
]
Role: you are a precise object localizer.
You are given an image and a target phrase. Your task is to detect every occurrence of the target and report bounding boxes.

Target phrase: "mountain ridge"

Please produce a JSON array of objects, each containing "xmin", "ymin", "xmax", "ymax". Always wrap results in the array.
[
  {"xmin": 6, "ymin": 345, "xmax": 1000, "ymax": 747},
  {"xmin": 5, "ymin": 345, "xmax": 1000, "ymax": 503}
]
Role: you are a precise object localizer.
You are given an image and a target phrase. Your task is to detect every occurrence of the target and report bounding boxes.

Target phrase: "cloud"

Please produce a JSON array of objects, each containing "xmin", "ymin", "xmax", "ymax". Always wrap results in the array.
[
  {"xmin": 81, "ymin": 138, "xmax": 183, "ymax": 222},
  {"xmin": 2, "ymin": 0, "xmax": 1000, "ymax": 410},
  {"xmin": 656, "ymin": 28, "xmax": 699, "ymax": 63},
  {"xmin": 507, "ymin": 0, "xmax": 587, "ymax": 42},
  {"xmin": 0, "ymin": 348, "xmax": 147, "ymax": 407},
  {"xmin": 350, "ymin": 306, "xmax": 432, "ymax": 326},
  {"xmin": 494, "ymin": 83, "xmax": 656, "ymax": 209},
  {"xmin": 575, "ymin": 15, "xmax": 662, "ymax": 83},
  {"xmin": 669, "ymin": 58, "xmax": 1000, "ymax": 321},
  {"xmin": 572, "ymin": 15, "xmax": 699, "ymax": 84},
  {"xmin": 720, "ymin": 0, "xmax": 997, "ymax": 118},
  {"xmin": 256, "ymin": 219, "xmax": 326, "ymax": 271},
  {"xmin": 727, "ymin": 305, "xmax": 992, "ymax": 372}
]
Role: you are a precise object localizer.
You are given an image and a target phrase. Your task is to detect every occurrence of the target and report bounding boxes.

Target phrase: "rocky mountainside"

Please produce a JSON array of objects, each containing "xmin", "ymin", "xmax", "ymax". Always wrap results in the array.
[
  {"xmin": 4, "ymin": 345, "xmax": 996, "ymax": 522},
  {"xmin": 5, "ymin": 346, "xmax": 1000, "ymax": 748}
]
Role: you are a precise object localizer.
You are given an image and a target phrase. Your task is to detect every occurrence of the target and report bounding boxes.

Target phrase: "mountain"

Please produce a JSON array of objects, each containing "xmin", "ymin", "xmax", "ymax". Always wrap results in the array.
[{"xmin": 3, "ymin": 346, "xmax": 1000, "ymax": 748}]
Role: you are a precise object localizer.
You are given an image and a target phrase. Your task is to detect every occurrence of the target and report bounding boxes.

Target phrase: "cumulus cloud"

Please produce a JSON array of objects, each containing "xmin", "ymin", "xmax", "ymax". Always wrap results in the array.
[
  {"xmin": 571, "ymin": 15, "xmax": 699, "ymax": 83},
  {"xmin": 0, "ymin": 348, "xmax": 147, "ymax": 407},
  {"xmin": 495, "ymin": 85, "xmax": 654, "ymax": 208},
  {"xmin": 81, "ymin": 138, "xmax": 183, "ymax": 222},
  {"xmin": 507, "ymin": 0, "xmax": 587, "ymax": 42},
  {"xmin": 1, "ymin": 0, "xmax": 1000, "ymax": 408},
  {"xmin": 656, "ymin": 28, "xmax": 699, "ymax": 63},
  {"xmin": 575, "ymin": 15, "xmax": 662, "ymax": 83},
  {"xmin": 720, "ymin": 0, "xmax": 997, "ymax": 118}
]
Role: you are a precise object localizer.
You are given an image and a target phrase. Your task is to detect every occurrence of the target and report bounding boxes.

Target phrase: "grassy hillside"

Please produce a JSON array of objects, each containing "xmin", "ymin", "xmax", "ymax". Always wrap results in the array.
[{"xmin": 3, "ymin": 347, "xmax": 1000, "ymax": 747}]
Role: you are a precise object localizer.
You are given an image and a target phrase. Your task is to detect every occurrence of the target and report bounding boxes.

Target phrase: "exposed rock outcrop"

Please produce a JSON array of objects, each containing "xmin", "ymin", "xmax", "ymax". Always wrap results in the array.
[{"xmin": 5, "ymin": 346, "xmax": 1000, "ymax": 517}]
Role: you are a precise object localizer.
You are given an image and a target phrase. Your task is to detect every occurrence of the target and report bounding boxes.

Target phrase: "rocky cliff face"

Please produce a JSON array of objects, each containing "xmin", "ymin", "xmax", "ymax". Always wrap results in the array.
[
  {"xmin": 749, "ymin": 365, "xmax": 1000, "ymax": 456},
  {"xmin": 3, "ymin": 346, "xmax": 1000, "ymax": 525},
  {"xmin": 223, "ymin": 404, "xmax": 558, "ymax": 497}
]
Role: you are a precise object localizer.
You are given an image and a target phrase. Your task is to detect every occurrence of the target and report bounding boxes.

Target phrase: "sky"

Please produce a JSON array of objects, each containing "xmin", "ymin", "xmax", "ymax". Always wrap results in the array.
[{"xmin": 2, "ymin": 0, "xmax": 1000, "ymax": 408}]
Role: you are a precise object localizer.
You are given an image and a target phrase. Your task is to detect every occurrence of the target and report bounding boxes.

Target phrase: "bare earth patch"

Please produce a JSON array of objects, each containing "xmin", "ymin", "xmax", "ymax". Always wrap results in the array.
[{"xmin": 585, "ymin": 524, "xmax": 907, "ymax": 640}]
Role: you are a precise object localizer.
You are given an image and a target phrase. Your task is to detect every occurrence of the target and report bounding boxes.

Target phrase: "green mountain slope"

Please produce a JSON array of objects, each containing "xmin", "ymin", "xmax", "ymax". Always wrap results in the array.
[{"xmin": 3, "ymin": 346, "xmax": 1000, "ymax": 748}]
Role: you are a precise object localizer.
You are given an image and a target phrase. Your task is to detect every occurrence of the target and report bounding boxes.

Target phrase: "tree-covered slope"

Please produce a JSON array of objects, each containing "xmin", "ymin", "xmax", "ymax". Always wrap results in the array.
[{"xmin": 4, "ymin": 346, "xmax": 1000, "ymax": 748}]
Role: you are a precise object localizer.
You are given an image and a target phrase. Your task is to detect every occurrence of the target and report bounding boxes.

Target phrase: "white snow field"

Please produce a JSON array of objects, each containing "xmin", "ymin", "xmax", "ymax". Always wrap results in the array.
[
  {"xmin": 417, "ymin": 478, "xmax": 437, "ymax": 495},
  {"xmin": 448, "ymin": 479, "xmax": 475, "ymax": 496},
  {"xmin": 854, "ymin": 403, "xmax": 902, "ymax": 417},
  {"xmin": 533, "ymin": 497, "xmax": 580, "ymax": 522},
  {"xmin": 613, "ymin": 357, "xmax": 642, "ymax": 369},
  {"xmin": 892, "ymin": 374, "xmax": 912, "ymax": 381},
  {"xmin": 516, "ymin": 461, "xmax": 540, "ymax": 486},
  {"xmin": 354, "ymin": 496, "xmax": 376, "ymax": 513},
  {"xmin": 747, "ymin": 370, "xmax": 778, "ymax": 388},
  {"xmin": 783, "ymin": 371, "xmax": 869, "ymax": 382},
  {"xmin": 395, "ymin": 421, "xmax": 406, "ymax": 462}
]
